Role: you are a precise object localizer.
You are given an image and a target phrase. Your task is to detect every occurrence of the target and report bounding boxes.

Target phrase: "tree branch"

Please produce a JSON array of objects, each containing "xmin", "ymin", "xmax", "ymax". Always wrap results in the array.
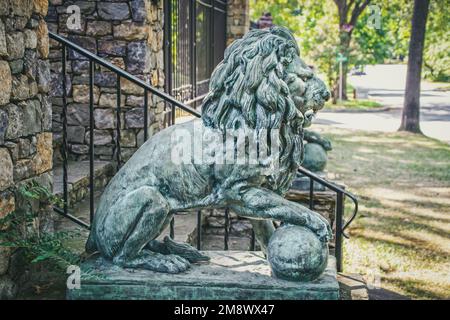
[
  {"xmin": 348, "ymin": 0, "xmax": 356, "ymax": 14},
  {"xmin": 334, "ymin": 0, "xmax": 349, "ymax": 26},
  {"xmin": 349, "ymin": 0, "xmax": 371, "ymax": 27}
]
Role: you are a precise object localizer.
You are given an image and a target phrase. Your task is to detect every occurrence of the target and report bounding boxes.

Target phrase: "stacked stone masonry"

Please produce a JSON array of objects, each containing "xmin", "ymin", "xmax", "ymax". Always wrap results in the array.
[
  {"xmin": 0, "ymin": 0, "xmax": 52, "ymax": 299},
  {"xmin": 47, "ymin": 0, "xmax": 166, "ymax": 163},
  {"xmin": 226, "ymin": 0, "xmax": 249, "ymax": 45}
]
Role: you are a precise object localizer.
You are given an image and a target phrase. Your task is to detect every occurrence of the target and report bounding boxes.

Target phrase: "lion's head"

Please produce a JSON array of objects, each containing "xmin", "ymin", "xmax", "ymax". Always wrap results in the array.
[{"xmin": 201, "ymin": 26, "xmax": 330, "ymax": 193}]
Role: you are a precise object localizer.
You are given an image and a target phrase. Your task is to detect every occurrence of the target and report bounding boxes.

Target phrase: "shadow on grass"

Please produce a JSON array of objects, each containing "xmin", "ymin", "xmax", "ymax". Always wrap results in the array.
[
  {"xmin": 384, "ymin": 276, "xmax": 449, "ymax": 300},
  {"xmin": 359, "ymin": 197, "xmax": 450, "ymax": 241}
]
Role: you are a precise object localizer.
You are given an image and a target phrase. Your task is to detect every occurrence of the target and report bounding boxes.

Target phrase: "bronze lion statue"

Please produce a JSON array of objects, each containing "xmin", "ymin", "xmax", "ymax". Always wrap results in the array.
[{"xmin": 86, "ymin": 27, "xmax": 331, "ymax": 273}]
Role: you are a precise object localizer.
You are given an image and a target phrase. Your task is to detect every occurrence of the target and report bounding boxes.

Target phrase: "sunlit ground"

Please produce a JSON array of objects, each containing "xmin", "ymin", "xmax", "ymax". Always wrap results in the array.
[{"xmin": 314, "ymin": 125, "xmax": 450, "ymax": 299}]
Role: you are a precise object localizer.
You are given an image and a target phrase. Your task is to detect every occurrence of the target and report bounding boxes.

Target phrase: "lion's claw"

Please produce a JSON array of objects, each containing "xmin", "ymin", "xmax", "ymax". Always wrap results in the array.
[{"xmin": 308, "ymin": 215, "xmax": 333, "ymax": 243}]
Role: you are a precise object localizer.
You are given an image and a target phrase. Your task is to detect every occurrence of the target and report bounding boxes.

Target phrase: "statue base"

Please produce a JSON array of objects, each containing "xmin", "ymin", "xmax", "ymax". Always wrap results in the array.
[{"xmin": 67, "ymin": 251, "xmax": 339, "ymax": 300}]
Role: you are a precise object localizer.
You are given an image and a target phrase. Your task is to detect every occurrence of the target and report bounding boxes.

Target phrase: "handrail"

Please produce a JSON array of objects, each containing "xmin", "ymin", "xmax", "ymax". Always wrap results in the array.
[
  {"xmin": 297, "ymin": 166, "xmax": 359, "ymax": 272},
  {"xmin": 298, "ymin": 166, "xmax": 358, "ymax": 238},
  {"xmin": 48, "ymin": 32, "xmax": 201, "ymax": 118}
]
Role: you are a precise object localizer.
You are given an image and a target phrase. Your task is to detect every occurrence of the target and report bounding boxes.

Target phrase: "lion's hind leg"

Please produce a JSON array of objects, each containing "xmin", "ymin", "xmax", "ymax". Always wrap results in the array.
[{"xmin": 105, "ymin": 186, "xmax": 190, "ymax": 273}]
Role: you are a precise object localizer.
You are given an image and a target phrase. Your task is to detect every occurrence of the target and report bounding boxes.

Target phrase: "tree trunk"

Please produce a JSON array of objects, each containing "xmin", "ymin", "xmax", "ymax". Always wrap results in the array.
[
  {"xmin": 341, "ymin": 61, "xmax": 349, "ymax": 100},
  {"xmin": 338, "ymin": 31, "xmax": 351, "ymax": 101},
  {"xmin": 399, "ymin": 0, "xmax": 430, "ymax": 133}
]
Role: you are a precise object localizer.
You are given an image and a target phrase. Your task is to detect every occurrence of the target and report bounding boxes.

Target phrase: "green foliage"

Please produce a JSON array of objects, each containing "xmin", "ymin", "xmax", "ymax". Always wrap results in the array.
[
  {"xmin": 0, "ymin": 181, "xmax": 81, "ymax": 271},
  {"xmin": 16, "ymin": 180, "xmax": 64, "ymax": 207},
  {"xmin": 325, "ymin": 98, "xmax": 383, "ymax": 110},
  {"xmin": 423, "ymin": 0, "xmax": 450, "ymax": 82},
  {"xmin": 353, "ymin": 1, "xmax": 411, "ymax": 65},
  {"xmin": 250, "ymin": 0, "xmax": 449, "ymax": 83}
]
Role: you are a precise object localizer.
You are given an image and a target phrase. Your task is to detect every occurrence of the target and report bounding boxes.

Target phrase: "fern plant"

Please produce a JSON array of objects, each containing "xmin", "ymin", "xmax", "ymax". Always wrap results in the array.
[{"xmin": 0, "ymin": 181, "xmax": 81, "ymax": 271}]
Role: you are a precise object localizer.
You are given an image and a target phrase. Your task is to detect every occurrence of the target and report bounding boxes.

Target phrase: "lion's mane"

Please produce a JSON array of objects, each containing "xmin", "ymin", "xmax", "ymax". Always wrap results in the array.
[{"xmin": 201, "ymin": 27, "xmax": 305, "ymax": 194}]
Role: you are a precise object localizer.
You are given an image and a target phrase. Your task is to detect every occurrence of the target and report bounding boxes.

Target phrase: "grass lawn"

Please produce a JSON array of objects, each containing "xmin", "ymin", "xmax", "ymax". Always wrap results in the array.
[
  {"xmin": 324, "ymin": 83, "xmax": 384, "ymax": 111},
  {"xmin": 324, "ymin": 98, "xmax": 383, "ymax": 111},
  {"xmin": 314, "ymin": 125, "xmax": 450, "ymax": 299}
]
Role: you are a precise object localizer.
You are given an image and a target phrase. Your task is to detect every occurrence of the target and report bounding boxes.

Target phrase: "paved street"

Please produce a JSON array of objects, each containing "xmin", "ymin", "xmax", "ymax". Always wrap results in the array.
[{"xmin": 316, "ymin": 65, "xmax": 450, "ymax": 143}]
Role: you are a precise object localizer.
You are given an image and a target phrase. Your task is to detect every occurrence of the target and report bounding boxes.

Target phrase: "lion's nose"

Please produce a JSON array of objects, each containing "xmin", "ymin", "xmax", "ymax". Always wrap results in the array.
[{"xmin": 322, "ymin": 90, "xmax": 330, "ymax": 101}]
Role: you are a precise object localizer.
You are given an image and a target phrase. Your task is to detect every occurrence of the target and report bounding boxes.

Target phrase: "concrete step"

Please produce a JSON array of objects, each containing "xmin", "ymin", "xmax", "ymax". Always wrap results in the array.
[
  {"xmin": 52, "ymin": 160, "xmax": 115, "ymax": 207},
  {"xmin": 159, "ymin": 212, "xmax": 199, "ymax": 245}
]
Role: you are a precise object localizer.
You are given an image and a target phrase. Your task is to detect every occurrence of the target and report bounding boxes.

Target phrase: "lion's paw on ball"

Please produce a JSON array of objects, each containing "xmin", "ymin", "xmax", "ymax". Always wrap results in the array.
[{"xmin": 268, "ymin": 225, "xmax": 328, "ymax": 282}]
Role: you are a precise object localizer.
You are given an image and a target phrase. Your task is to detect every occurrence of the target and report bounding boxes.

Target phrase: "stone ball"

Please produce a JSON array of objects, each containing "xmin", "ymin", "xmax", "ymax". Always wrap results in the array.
[
  {"xmin": 302, "ymin": 143, "xmax": 328, "ymax": 172},
  {"xmin": 267, "ymin": 225, "xmax": 328, "ymax": 282}
]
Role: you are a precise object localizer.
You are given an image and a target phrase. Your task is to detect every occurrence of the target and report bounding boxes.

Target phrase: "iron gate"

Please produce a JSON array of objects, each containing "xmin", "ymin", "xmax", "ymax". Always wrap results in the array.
[{"xmin": 164, "ymin": 0, "xmax": 227, "ymax": 116}]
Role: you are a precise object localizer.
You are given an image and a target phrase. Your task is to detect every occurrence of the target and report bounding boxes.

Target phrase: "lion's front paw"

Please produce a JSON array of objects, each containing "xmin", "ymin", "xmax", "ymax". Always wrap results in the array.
[{"xmin": 308, "ymin": 215, "xmax": 333, "ymax": 243}]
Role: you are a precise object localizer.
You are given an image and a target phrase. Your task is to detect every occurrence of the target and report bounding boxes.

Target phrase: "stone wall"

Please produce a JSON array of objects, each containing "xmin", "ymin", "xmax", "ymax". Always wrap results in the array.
[
  {"xmin": 0, "ymin": 0, "xmax": 52, "ymax": 299},
  {"xmin": 47, "ymin": 0, "xmax": 166, "ymax": 162},
  {"xmin": 226, "ymin": 0, "xmax": 249, "ymax": 46}
]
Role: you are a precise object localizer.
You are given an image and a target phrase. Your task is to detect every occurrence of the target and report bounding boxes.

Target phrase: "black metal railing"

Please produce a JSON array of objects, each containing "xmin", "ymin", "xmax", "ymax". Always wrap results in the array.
[
  {"xmin": 297, "ymin": 166, "xmax": 358, "ymax": 272},
  {"xmin": 164, "ymin": 0, "xmax": 227, "ymax": 113},
  {"xmin": 50, "ymin": 32, "xmax": 357, "ymax": 272},
  {"xmin": 49, "ymin": 31, "xmax": 199, "ymax": 236}
]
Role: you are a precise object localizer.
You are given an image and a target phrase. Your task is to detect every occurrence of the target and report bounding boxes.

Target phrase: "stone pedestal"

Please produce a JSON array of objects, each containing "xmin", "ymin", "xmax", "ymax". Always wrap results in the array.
[{"xmin": 67, "ymin": 251, "xmax": 339, "ymax": 300}]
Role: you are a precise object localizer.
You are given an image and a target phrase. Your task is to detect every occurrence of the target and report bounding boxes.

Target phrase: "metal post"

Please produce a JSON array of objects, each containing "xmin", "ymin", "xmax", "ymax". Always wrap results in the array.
[
  {"xmin": 335, "ymin": 192, "xmax": 344, "ymax": 272},
  {"xmin": 116, "ymin": 75, "xmax": 122, "ymax": 171},
  {"xmin": 89, "ymin": 61, "xmax": 95, "ymax": 223},
  {"xmin": 189, "ymin": 0, "xmax": 197, "ymax": 106},
  {"xmin": 210, "ymin": 0, "xmax": 215, "ymax": 76},
  {"xmin": 61, "ymin": 45, "xmax": 68, "ymax": 215},
  {"xmin": 144, "ymin": 88, "xmax": 148, "ymax": 141},
  {"xmin": 197, "ymin": 210, "xmax": 202, "ymax": 250},
  {"xmin": 250, "ymin": 229, "xmax": 256, "ymax": 251},
  {"xmin": 170, "ymin": 217, "xmax": 175, "ymax": 239},
  {"xmin": 224, "ymin": 208, "xmax": 230, "ymax": 250},
  {"xmin": 164, "ymin": 0, "xmax": 174, "ymax": 127},
  {"xmin": 309, "ymin": 177, "xmax": 314, "ymax": 210}
]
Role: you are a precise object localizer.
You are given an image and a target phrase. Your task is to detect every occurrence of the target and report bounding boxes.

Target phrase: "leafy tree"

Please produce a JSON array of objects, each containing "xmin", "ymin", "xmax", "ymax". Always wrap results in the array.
[
  {"xmin": 330, "ymin": 0, "xmax": 372, "ymax": 100},
  {"xmin": 250, "ymin": 0, "xmax": 448, "ymax": 102},
  {"xmin": 250, "ymin": 0, "xmax": 372, "ymax": 101}
]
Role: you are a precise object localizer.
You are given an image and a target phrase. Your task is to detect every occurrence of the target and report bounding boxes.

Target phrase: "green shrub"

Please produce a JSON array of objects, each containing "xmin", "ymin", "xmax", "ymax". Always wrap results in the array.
[{"xmin": 0, "ymin": 181, "xmax": 81, "ymax": 271}]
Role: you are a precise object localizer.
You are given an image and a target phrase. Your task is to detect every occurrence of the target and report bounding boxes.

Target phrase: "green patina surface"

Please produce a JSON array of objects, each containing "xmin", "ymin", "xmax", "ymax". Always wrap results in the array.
[
  {"xmin": 67, "ymin": 251, "xmax": 339, "ymax": 300},
  {"xmin": 83, "ymin": 26, "xmax": 332, "ymax": 278},
  {"xmin": 302, "ymin": 143, "xmax": 329, "ymax": 172},
  {"xmin": 302, "ymin": 130, "xmax": 332, "ymax": 172}
]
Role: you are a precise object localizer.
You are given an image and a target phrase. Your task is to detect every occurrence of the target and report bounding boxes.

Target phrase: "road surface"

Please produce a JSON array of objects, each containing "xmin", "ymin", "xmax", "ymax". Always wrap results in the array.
[{"xmin": 315, "ymin": 65, "xmax": 450, "ymax": 143}]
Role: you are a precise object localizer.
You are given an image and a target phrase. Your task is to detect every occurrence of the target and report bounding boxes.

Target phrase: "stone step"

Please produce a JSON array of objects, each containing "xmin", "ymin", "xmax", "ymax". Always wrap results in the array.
[
  {"xmin": 158, "ymin": 211, "xmax": 200, "ymax": 245},
  {"xmin": 52, "ymin": 160, "xmax": 115, "ymax": 207}
]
